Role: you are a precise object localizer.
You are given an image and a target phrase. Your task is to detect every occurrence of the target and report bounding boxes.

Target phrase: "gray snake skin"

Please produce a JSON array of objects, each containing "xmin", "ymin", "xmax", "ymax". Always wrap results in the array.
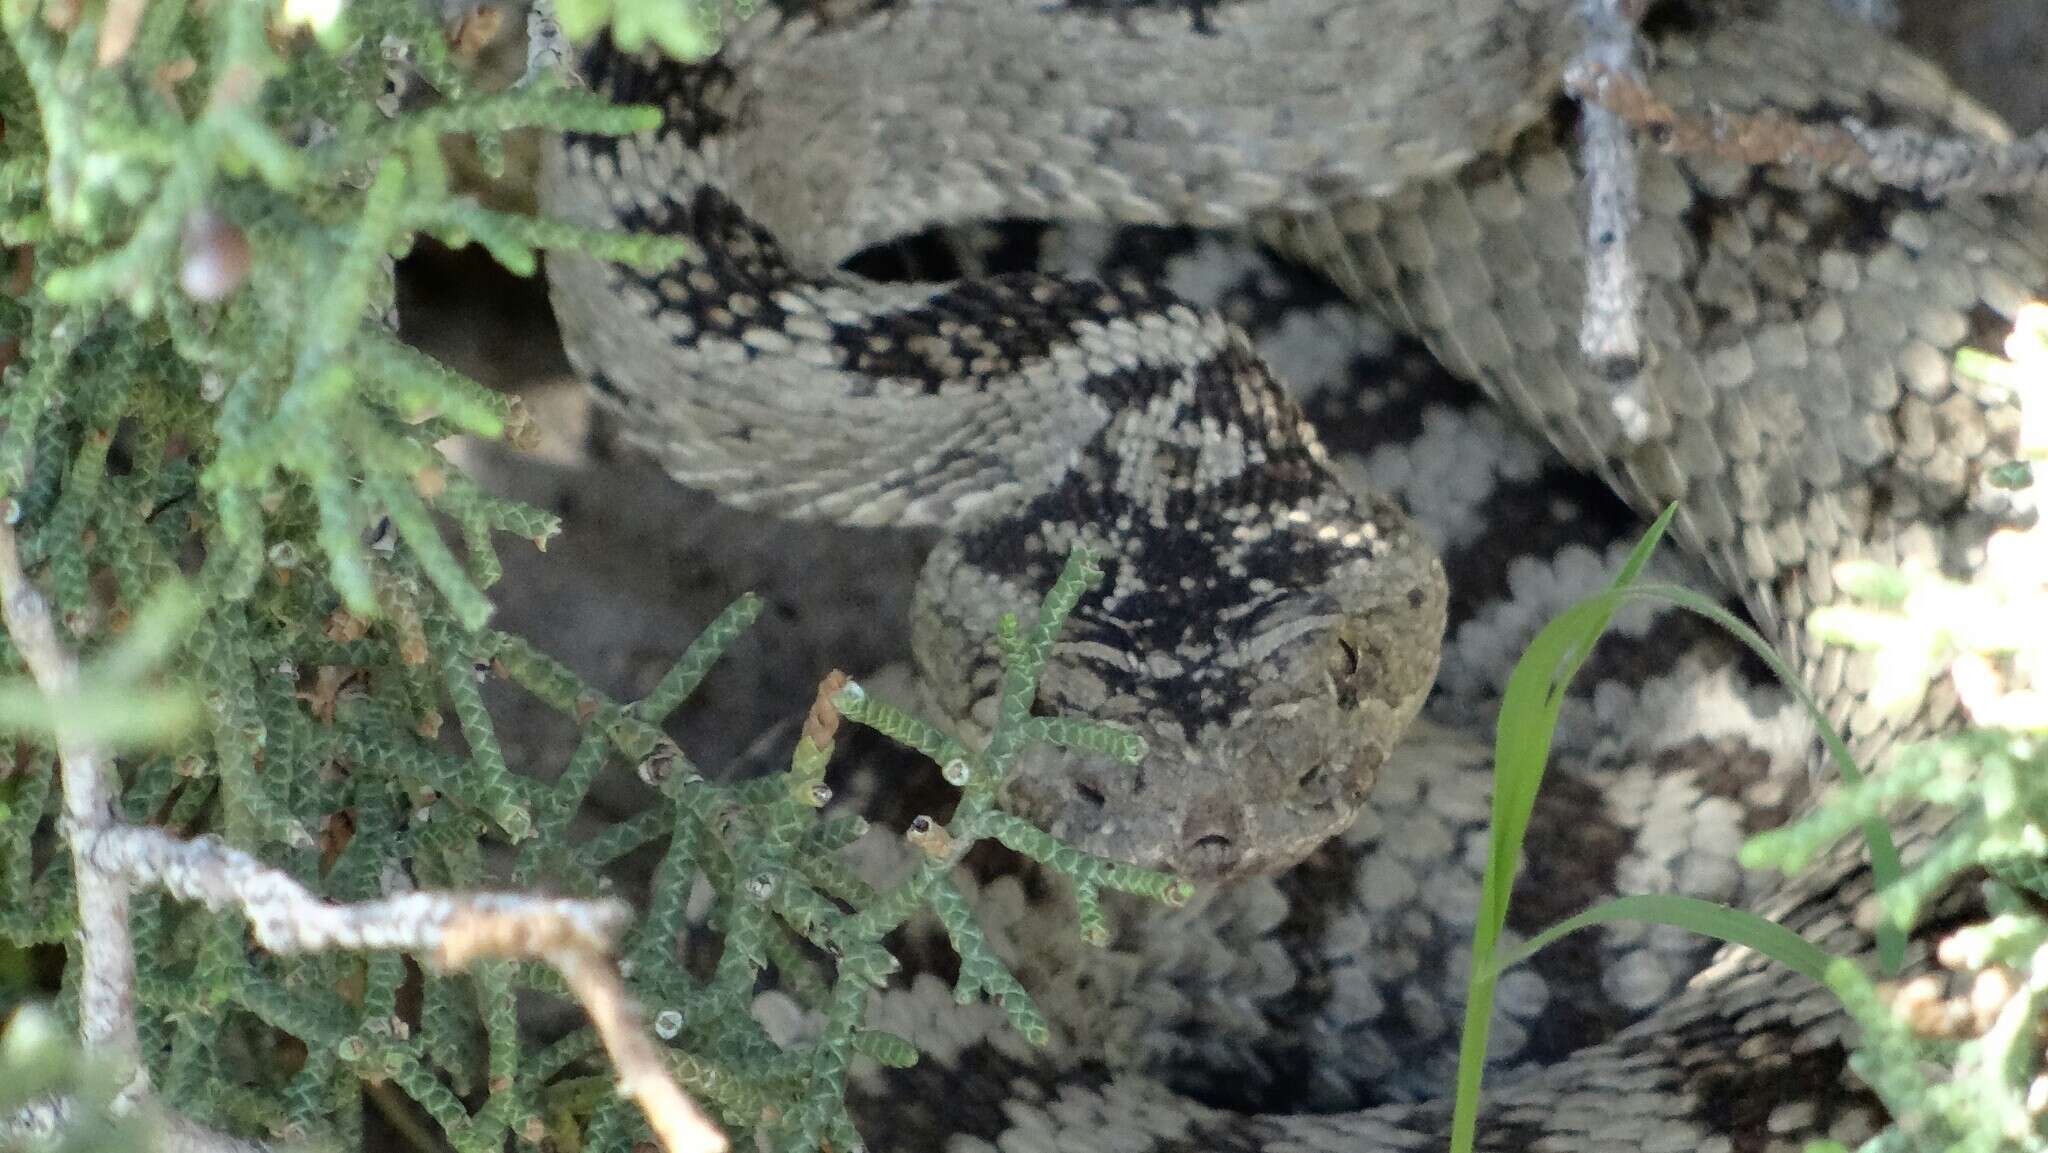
[{"xmin": 539, "ymin": 0, "xmax": 2042, "ymax": 1147}]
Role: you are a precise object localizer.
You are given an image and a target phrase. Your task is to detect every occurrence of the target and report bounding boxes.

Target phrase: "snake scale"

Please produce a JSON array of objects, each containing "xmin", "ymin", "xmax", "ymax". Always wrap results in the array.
[{"xmin": 538, "ymin": 0, "xmax": 2044, "ymax": 1148}]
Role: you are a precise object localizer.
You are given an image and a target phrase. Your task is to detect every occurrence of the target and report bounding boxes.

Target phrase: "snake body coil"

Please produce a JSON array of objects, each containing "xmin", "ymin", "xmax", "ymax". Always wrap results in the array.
[{"xmin": 542, "ymin": 0, "xmax": 2044, "ymax": 1147}]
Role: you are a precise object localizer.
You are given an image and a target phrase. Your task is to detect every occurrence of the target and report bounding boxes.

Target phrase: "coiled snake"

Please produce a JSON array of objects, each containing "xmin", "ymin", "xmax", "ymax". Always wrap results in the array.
[{"xmin": 540, "ymin": 0, "xmax": 2043, "ymax": 1146}]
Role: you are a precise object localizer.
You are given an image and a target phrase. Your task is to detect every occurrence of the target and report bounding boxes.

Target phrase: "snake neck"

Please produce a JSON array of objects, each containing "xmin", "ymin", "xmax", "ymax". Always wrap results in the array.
[{"xmin": 544, "ymin": 36, "xmax": 1450, "ymax": 880}]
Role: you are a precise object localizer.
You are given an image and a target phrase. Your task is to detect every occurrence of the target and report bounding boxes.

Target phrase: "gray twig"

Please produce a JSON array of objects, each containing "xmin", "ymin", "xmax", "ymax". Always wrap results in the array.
[
  {"xmin": 0, "ymin": 521, "xmax": 143, "ymax": 1108},
  {"xmin": 1573, "ymin": 0, "xmax": 1651, "ymax": 442}
]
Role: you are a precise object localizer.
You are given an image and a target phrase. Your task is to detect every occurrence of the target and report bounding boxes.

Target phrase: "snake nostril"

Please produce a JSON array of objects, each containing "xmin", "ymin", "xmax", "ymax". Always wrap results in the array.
[
  {"xmin": 1296, "ymin": 761, "xmax": 1329, "ymax": 799},
  {"xmin": 1075, "ymin": 781, "xmax": 1107, "ymax": 808},
  {"xmin": 1187, "ymin": 833, "xmax": 1240, "ymax": 873},
  {"xmin": 1180, "ymin": 791, "xmax": 1247, "ymax": 875}
]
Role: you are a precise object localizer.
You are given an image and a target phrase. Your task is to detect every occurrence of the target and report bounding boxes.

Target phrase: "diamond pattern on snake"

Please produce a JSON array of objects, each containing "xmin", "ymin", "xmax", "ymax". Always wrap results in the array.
[{"xmin": 539, "ymin": 0, "xmax": 2043, "ymax": 1147}]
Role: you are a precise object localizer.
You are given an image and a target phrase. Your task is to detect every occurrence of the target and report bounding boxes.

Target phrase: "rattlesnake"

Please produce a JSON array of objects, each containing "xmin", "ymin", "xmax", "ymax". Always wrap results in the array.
[{"xmin": 539, "ymin": 0, "xmax": 2043, "ymax": 1147}]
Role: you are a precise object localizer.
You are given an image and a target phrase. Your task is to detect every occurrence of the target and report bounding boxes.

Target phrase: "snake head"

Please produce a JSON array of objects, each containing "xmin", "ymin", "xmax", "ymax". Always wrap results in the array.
[{"xmin": 916, "ymin": 495, "xmax": 1447, "ymax": 883}]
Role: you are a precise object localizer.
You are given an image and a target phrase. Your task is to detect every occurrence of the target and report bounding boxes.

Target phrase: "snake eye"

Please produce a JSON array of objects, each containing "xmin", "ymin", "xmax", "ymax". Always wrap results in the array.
[
  {"xmin": 1327, "ymin": 636, "xmax": 1369, "ymax": 710},
  {"xmin": 1296, "ymin": 762, "xmax": 1326, "ymax": 793},
  {"xmin": 1328, "ymin": 636, "xmax": 1361, "ymax": 696}
]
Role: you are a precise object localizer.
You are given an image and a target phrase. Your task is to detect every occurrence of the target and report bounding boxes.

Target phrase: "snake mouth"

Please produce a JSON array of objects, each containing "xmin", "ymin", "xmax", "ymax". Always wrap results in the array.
[{"xmin": 1000, "ymin": 693, "xmax": 1400, "ymax": 882}]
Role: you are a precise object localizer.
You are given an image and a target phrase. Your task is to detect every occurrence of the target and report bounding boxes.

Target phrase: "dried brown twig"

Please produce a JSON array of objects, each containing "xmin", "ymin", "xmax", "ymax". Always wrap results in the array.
[{"xmin": 1565, "ymin": 60, "xmax": 2048, "ymax": 198}]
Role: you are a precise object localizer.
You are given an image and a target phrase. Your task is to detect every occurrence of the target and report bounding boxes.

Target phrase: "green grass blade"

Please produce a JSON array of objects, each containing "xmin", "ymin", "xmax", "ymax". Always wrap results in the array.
[
  {"xmin": 0, "ymin": 683, "xmax": 200, "ymax": 748},
  {"xmin": 84, "ymin": 580, "xmax": 202, "ymax": 685},
  {"xmin": 1448, "ymin": 504, "xmax": 1676, "ymax": 1153},
  {"xmin": 1493, "ymin": 893, "xmax": 1837, "ymax": 985},
  {"xmin": 1623, "ymin": 581, "xmax": 1906, "ymax": 973},
  {"xmin": 1449, "ymin": 505, "xmax": 1906, "ymax": 1153},
  {"xmin": 0, "ymin": 581, "xmax": 203, "ymax": 750}
]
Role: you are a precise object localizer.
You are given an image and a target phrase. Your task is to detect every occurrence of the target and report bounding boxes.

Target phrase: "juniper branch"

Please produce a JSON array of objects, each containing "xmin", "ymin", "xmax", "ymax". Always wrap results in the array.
[
  {"xmin": 3, "ymin": 521, "xmax": 726, "ymax": 1153},
  {"xmin": 0, "ymin": 517, "xmax": 143, "ymax": 1106},
  {"xmin": 0, "ymin": 523, "xmax": 267, "ymax": 1153}
]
